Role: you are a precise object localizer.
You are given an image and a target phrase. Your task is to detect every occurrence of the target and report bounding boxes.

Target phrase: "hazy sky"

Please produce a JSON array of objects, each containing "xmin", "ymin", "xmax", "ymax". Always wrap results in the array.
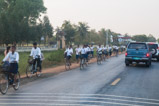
[{"xmin": 44, "ymin": 0, "xmax": 159, "ymax": 38}]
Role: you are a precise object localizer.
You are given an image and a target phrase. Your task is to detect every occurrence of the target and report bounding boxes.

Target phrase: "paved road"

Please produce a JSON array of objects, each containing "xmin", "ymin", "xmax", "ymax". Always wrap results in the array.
[{"xmin": 1, "ymin": 55, "xmax": 159, "ymax": 106}]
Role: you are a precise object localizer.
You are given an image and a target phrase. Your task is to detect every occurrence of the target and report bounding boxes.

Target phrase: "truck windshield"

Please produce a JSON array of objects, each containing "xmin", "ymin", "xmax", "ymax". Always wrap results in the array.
[{"xmin": 128, "ymin": 43, "xmax": 147, "ymax": 49}]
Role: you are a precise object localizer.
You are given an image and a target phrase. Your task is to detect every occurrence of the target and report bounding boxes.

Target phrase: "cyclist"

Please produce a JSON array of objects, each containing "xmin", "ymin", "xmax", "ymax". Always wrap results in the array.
[
  {"xmin": 30, "ymin": 42, "xmax": 42, "ymax": 72},
  {"xmin": 3, "ymin": 46, "xmax": 11, "ymax": 66},
  {"xmin": 90, "ymin": 45, "xmax": 94, "ymax": 58},
  {"xmin": 116, "ymin": 46, "xmax": 119, "ymax": 56},
  {"xmin": 108, "ymin": 45, "xmax": 112, "ymax": 57},
  {"xmin": 75, "ymin": 45, "xmax": 81, "ymax": 63},
  {"xmin": 97, "ymin": 45, "xmax": 103, "ymax": 60},
  {"xmin": 84, "ymin": 45, "xmax": 89, "ymax": 62},
  {"xmin": 87, "ymin": 45, "xmax": 91, "ymax": 61},
  {"xmin": 64, "ymin": 46, "xmax": 69, "ymax": 59},
  {"xmin": 80, "ymin": 45, "xmax": 86, "ymax": 63},
  {"xmin": 4, "ymin": 46, "xmax": 11, "ymax": 56},
  {"xmin": 103, "ymin": 44, "xmax": 108, "ymax": 59},
  {"xmin": 2, "ymin": 46, "xmax": 19, "ymax": 85},
  {"xmin": 113, "ymin": 46, "xmax": 116, "ymax": 56},
  {"xmin": 65, "ymin": 45, "xmax": 73, "ymax": 65}
]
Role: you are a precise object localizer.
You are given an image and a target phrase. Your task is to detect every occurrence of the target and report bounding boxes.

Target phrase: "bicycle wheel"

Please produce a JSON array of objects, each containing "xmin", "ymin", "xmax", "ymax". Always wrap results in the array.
[
  {"xmin": 97, "ymin": 55, "xmax": 100, "ymax": 65},
  {"xmin": 80, "ymin": 59, "xmax": 84, "ymax": 70},
  {"xmin": 97, "ymin": 56, "xmax": 102, "ymax": 65},
  {"xmin": 103, "ymin": 55, "xmax": 106, "ymax": 61},
  {"xmin": 36, "ymin": 67, "xmax": 42, "ymax": 77},
  {"xmin": 0, "ymin": 73, "xmax": 9, "ymax": 95},
  {"xmin": 26, "ymin": 65, "xmax": 33, "ymax": 78},
  {"xmin": 13, "ymin": 72, "xmax": 20, "ymax": 90},
  {"xmin": 84, "ymin": 58, "xmax": 88, "ymax": 67},
  {"xmin": 65, "ymin": 59, "xmax": 70, "ymax": 71}
]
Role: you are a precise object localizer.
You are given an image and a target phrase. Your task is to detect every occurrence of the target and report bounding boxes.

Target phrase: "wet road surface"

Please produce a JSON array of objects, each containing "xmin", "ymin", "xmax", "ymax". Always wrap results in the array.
[{"xmin": 1, "ymin": 55, "xmax": 159, "ymax": 106}]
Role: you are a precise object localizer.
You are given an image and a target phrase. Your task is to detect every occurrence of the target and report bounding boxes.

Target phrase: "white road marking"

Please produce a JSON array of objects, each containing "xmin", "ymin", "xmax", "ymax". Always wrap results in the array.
[
  {"xmin": 5, "ymin": 93, "xmax": 159, "ymax": 102},
  {"xmin": 0, "ymin": 99, "xmax": 142, "ymax": 106},
  {"xmin": 0, "ymin": 96, "xmax": 158, "ymax": 105},
  {"xmin": 0, "ymin": 103, "xmax": 97, "ymax": 106}
]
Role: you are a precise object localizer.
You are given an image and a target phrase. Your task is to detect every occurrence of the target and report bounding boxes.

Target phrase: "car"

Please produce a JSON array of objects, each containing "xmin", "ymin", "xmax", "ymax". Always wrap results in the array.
[
  {"xmin": 147, "ymin": 42, "xmax": 159, "ymax": 61},
  {"xmin": 125, "ymin": 42, "xmax": 152, "ymax": 67}
]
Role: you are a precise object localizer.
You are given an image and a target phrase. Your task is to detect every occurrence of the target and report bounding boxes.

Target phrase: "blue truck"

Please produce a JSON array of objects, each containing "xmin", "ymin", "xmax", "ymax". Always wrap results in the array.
[{"xmin": 125, "ymin": 42, "xmax": 152, "ymax": 67}]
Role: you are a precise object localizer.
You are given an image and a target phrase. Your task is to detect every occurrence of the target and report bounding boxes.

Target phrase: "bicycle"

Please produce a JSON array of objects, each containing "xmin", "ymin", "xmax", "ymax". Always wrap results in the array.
[
  {"xmin": 116, "ymin": 50, "xmax": 119, "ymax": 57},
  {"xmin": 65, "ymin": 57, "xmax": 71, "ymax": 71},
  {"xmin": 102, "ymin": 51, "xmax": 107, "ymax": 61},
  {"xmin": 97, "ymin": 52, "xmax": 102, "ymax": 65},
  {"xmin": 0, "ymin": 63, "xmax": 20, "ymax": 95},
  {"xmin": 80, "ymin": 55, "xmax": 86, "ymax": 70},
  {"xmin": 26, "ymin": 56, "xmax": 42, "ymax": 78}
]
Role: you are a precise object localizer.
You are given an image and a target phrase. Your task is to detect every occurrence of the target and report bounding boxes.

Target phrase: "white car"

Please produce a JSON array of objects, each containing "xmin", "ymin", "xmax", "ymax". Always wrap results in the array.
[{"xmin": 147, "ymin": 42, "xmax": 159, "ymax": 61}]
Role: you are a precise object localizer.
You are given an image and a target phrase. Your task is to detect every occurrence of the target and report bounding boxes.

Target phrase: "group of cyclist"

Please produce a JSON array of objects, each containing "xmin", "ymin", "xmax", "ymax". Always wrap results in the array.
[
  {"xmin": 1, "ymin": 42, "xmax": 43, "ymax": 85},
  {"xmin": 64, "ymin": 44, "xmax": 122, "ymax": 67},
  {"xmin": 1, "ymin": 42, "xmax": 124, "ymax": 87}
]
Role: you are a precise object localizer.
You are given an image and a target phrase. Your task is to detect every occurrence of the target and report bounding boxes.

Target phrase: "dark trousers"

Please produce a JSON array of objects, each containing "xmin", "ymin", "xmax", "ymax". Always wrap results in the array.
[
  {"xmin": 33, "ymin": 58, "xmax": 41, "ymax": 70},
  {"xmin": 9, "ymin": 63, "xmax": 18, "ymax": 74}
]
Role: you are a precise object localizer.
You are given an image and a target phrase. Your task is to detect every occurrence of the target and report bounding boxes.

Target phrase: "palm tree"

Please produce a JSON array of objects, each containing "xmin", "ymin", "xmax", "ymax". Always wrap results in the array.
[{"xmin": 77, "ymin": 22, "xmax": 89, "ymax": 38}]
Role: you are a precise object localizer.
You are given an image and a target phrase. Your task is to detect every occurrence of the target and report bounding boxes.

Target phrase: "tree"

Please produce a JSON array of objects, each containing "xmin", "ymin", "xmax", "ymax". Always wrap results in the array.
[
  {"xmin": 147, "ymin": 34, "xmax": 156, "ymax": 42},
  {"xmin": 98, "ymin": 28, "xmax": 107, "ymax": 44},
  {"xmin": 77, "ymin": 22, "xmax": 89, "ymax": 38},
  {"xmin": 157, "ymin": 38, "xmax": 159, "ymax": 43},
  {"xmin": 132, "ymin": 35, "xmax": 148, "ymax": 42},
  {"xmin": 0, "ymin": 0, "xmax": 47, "ymax": 45},
  {"xmin": 89, "ymin": 29, "xmax": 100, "ymax": 44},
  {"xmin": 42, "ymin": 16, "xmax": 54, "ymax": 45},
  {"xmin": 61, "ymin": 20, "xmax": 76, "ymax": 45}
]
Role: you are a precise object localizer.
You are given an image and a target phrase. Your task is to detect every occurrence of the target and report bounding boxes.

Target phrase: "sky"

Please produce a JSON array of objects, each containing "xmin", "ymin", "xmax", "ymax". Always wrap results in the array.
[{"xmin": 43, "ymin": 0, "xmax": 159, "ymax": 38}]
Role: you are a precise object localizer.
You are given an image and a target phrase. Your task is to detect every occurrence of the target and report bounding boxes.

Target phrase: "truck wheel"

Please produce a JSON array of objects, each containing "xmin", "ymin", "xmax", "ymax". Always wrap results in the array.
[
  {"xmin": 125, "ymin": 60, "xmax": 129, "ymax": 66},
  {"xmin": 146, "ymin": 61, "xmax": 150, "ymax": 67},
  {"xmin": 157, "ymin": 58, "xmax": 159, "ymax": 62},
  {"xmin": 126, "ymin": 63, "xmax": 129, "ymax": 66}
]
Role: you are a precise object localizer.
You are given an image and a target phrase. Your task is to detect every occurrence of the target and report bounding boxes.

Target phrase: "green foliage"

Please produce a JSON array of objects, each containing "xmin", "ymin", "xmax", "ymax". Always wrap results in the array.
[
  {"xmin": 77, "ymin": 22, "xmax": 89, "ymax": 38},
  {"xmin": 0, "ymin": 0, "xmax": 53, "ymax": 45},
  {"xmin": 157, "ymin": 38, "xmax": 159, "ymax": 43},
  {"xmin": 42, "ymin": 16, "xmax": 54, "ymax": 42},
  {"xmin": 132, "ymin": 34, "xmax": 156, "ymax": 42},
  {"xmin": 147, "ymin": 34, "xmax": 156, "ymax": 42},
  {"xmin": 47, "ymin": 50, "xmax": 64, "ymax": 63},
  {"xmin": 61, "ymin": 20, "xmax": 76, "ymax": 45},
  {"xmin": 132, "ymin": 35, "xmax": 148, "ymax": 42}
]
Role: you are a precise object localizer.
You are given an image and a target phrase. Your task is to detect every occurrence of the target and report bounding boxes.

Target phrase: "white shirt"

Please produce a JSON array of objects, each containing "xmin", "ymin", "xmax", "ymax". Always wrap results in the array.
[
  {"xmin": 81, "ymin": 48, "xmax": 86, "ymax": 54},
  {"xmin": 84, "ymin": 47, "xmax": 88, "ymax": 53},
  {"xmin": 103, "ymin": 47, "xmax": 107, "ymax": 51},
  {"xmin": 30, "ymin": 47, "xmax": 41, "ymax": 59},
  {"xmin": 113, "ymin": 46, "xmax": 116, "ymax": 49},
  {"xmin": 66, "ymin": 48, "xmax": 73, "ymax": 56},
  {"xmin": 75, "ymin": 48, "xmax": 81, "ymax": 55},
  {"xmin": 64, "ymin": 48, "xmax": 68, "ymax": 53},
  {"xmin": 87, "ymin": 47, "xmax": 91, "ymax": 52},
  {"xmin": 109, "ymin": 47, "xmax": 112, "ymax": 51},
  {"xmin": 3, "ymin": 52, "xmax": 19, "ymax": 63},
  {"xmin": 97, "ymin": 47, "xmax": 103, "ymax": 52},
  {"xmin": 90, "ymin": 47, "xmax": 94, "ymax": 51}
]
